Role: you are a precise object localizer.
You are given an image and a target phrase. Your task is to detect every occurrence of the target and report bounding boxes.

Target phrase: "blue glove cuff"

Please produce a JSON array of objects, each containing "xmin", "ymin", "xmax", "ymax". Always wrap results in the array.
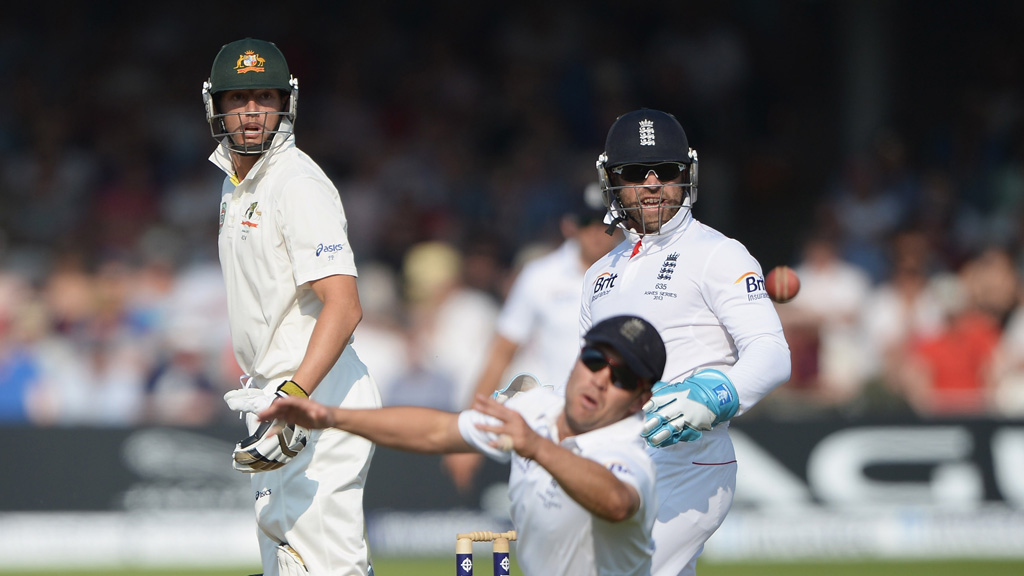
[{"xmin": 689, "ymin": 369, "xmax": 739, "ymax": 424}]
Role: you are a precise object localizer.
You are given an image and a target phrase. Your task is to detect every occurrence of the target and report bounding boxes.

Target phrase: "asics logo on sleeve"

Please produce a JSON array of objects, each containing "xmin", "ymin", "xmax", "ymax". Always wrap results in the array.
[{"xmin": 316, "ymin": 243, "xmax": 346, "ymax": 256}]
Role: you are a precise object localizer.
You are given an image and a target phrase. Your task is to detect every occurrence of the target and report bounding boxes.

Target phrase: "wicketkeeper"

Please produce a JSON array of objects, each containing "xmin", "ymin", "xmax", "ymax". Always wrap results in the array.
[{"xmin": 583, "ymin": 108, "xmax": 792, "ymax": 576}]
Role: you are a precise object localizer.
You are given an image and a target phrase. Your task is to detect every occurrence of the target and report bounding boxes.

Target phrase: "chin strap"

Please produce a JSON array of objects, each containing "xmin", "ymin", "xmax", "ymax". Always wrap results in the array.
[{"xmin": 604, "ymin": 214, "xmax": 626, "ymax": 236}]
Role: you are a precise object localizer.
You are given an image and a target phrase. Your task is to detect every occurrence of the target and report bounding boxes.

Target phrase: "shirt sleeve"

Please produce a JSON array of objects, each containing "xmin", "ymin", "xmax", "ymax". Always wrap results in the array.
[
  {"xmin": 276, "ymin": 176, "xmax": 359, "ymax": 286},
  {"xmin": 579, "ymin": 266, "xmax": 595, "ymax": 341},
  {"xmin": 581, "ymin": 439, "xmax": 654, "ymax": 518},
  {"xmin": 701, "ymin": 239, "xmax": 792, "ymax": 414},
  {"xmin": 604, "ymin": 448, "xmax": 651, "ymax": 491},
  {"xmin": 457, "ymin": 410, "xmax": 514, "ymax": 463}
]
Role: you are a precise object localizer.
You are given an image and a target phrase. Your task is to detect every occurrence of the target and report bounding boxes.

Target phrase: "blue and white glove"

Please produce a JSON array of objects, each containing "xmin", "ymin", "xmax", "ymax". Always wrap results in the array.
[{"xmin": 641, "ymin": 369, "xmax": 739, "ymax": 448}]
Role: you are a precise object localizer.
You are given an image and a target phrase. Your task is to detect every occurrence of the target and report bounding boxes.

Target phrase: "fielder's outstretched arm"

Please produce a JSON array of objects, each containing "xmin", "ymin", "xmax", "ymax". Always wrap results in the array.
[
  {"xmin": 259, "ymin": 396, "xmax": 475, "ymax": 454},
  {"xmin": 471, "ymin": 395, "xmax": 641, "ymax": 523}
]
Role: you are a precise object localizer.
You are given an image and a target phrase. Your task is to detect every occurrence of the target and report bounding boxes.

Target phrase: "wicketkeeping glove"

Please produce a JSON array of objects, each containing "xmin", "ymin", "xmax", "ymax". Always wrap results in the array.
[
  {"xmin": 224, "ymin": 380, "xmax": 310, "ymax": 473},
  {"xmin": 640, "ymin": 369, "xmax": 739, "ymax": 448},
  {"xmin": 492, "ymin": 372, "xmax": 551, "ymax": 404}
]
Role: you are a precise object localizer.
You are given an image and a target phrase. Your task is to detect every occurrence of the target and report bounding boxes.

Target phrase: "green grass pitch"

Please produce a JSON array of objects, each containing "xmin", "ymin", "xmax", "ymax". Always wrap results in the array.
[{"xmin": 1, "ymin": 559, "xmax": 1022, "ymax": 575}]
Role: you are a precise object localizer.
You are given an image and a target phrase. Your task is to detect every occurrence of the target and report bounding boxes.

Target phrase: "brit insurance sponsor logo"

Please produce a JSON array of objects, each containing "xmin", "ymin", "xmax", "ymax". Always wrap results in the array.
[
  {"xmin": 591, "ymin": 271, "xmax": 618, "ymax": 300},
  {"xmin": 735, "ymin": 271, "xmax": 769, "ymax": 301},
  {"xmin": 316, "ymin": 242, "xmax": 346, "ymax": 259}
]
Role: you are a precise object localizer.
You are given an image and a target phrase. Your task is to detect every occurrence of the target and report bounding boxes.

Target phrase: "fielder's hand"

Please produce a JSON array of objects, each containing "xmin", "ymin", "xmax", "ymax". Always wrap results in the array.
[
  {"xmin": 471, "ymin": 394, "xmax": 539, "ymax": 457},
  {"xmin": 224, "ymin": 380, "xmax": 310, "ymax": 473},
  {"xmin": 640, "ymin": 370, "xmax": 739, "ymax": 448}
]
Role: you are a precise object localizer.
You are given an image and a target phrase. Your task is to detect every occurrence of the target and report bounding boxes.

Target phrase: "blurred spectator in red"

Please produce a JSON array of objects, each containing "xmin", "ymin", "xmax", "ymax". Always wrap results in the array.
[
  {"xmin": 858, "ymin": 228, "xmax": 948, "ymax": 411},
  {"xmin": 895, "ymin": 246, "xmax": 1017, "ymax": 416}
]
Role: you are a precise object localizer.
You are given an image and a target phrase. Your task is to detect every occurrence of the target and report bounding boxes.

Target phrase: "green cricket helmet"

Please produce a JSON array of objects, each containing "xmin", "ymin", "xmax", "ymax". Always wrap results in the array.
[{"xmin": 202, "ymin": 38, "xmax": 298, "ymax": 155}]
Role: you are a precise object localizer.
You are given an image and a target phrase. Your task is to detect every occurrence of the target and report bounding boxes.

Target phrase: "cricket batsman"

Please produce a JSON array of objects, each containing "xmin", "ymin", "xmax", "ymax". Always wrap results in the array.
[{"xmin": 204, "ymin": 38, "xmax": 381, "ymax": 575}]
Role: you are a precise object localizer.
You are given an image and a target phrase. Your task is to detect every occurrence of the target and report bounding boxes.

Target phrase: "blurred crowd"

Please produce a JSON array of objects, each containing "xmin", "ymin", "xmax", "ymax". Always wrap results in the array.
[{"xmin": 2, "ymin": 2, "xmax": 1024, "ymax": 426}]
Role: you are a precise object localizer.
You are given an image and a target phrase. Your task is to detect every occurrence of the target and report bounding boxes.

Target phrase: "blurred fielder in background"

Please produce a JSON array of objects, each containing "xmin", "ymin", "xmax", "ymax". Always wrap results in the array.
[
  {"xmin": 259, "ymin": 315, "xmax": 666, "ymax": 576},
  {"xmin": 206, "ymin": 38, "xmax": 381, "ymax": 576},
  {"xmin": 443, "ymin": 182, "xmax": 622, "ymax": 491},
  {"xmin": 584, "ymin": 109, "xmax": 791, "ymax": 575}
]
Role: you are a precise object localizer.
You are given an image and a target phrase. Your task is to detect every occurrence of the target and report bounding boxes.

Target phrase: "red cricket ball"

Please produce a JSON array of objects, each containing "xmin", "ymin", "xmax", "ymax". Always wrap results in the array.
[{"xmin": 765, "ymin": 265, "xmax": 800, "ymax": 303}]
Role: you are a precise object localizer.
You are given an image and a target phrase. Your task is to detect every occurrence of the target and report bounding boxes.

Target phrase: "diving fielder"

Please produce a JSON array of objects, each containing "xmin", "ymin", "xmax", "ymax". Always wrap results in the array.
[
  {"xmin": 205, "ymin": 38, "xmax": 381, "ymax": 575},
  {"xmin": 582, "ymin": 109, "xmax": 792, "ymax": 576},
  {"xmin": 259, "ymin": 315, "xmax": 666, "ymax": 576}
]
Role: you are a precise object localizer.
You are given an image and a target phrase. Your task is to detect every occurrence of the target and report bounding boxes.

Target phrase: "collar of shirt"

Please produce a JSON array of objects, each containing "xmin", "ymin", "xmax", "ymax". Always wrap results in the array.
[
  {"xmin": 207, "ymin": 129, "xmax": 296, "ymax": 182},
  {"xmin": 561, "ymin": 411, "xmax": 645, "ymax": 454},
  {"xmin": 626, "ymin": 207, "xmax": 694, "ymax": 248}
]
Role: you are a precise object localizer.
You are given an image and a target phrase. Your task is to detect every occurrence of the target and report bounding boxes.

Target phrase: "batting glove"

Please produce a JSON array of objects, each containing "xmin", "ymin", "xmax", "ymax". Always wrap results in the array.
[
  {"xmin": 640, "ymin": 370, "xmax": 739, "ymax": 448},
  {"xmin": 224, "ymin": 380, "xmax": 310, "ymax": 473}
]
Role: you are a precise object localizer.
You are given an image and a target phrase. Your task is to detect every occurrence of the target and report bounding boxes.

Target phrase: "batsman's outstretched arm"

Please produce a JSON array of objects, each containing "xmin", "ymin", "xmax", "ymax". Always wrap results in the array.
[{"xmin": 259, "ymin": 396, "xmax": 475, "ymax": 454}]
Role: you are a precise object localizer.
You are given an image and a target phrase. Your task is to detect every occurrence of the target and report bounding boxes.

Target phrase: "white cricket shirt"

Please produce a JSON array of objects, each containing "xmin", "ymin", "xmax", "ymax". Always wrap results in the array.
[
  {"xmin": 580, "ymin": 209, "xmax": 790, "ymax": 414},
  {"xmin": 580, "ymin": 209, "xmax": 790, "ymax": 576},
  {"xmin": 496, "ymin": 239, "xmax": 589, "ymax": 393},
  {"xmin": 211, "ymin": 132, "xmax": 359, "ymax": 382},
  {"xmin": 458, "ymin": 388, "xmax": 656, "ymax": 576}
]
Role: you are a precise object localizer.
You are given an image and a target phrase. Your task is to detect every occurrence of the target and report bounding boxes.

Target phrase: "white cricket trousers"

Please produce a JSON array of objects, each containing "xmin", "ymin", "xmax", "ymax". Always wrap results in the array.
[
  {"xmin": 649, "ymin": 426, "xmax": 737, "ymax": 576},
  {"xmin": 249, "ymin": 348, "xmax": 382, "ymax": 575}
]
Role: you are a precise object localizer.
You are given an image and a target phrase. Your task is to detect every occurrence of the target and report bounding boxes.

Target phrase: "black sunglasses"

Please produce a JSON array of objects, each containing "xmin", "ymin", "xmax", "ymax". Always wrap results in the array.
[
  {"xmin": 580, "ymin": 345, "xmax": 646, "ymax": 391},
  {"xmin": 612, "ymin": 163, "xmax": 686, "ymax": 184}
]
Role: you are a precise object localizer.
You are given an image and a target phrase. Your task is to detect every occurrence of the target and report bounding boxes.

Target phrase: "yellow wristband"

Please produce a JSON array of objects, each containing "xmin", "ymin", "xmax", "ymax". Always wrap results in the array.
[{"xmin": 277, "ymin": 380, "xmax": 309, "ymax": 398}]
